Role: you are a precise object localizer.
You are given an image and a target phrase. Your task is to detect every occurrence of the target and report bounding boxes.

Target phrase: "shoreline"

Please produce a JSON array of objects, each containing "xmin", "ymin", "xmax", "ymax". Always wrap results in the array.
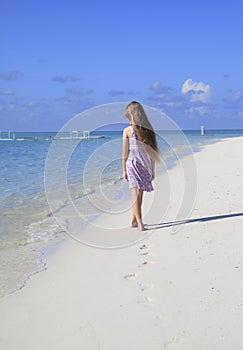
[
  {"xmin": 0, "ymin": 135, "xmax": 237, "ymax": 295},
  {"xmin": 1, "ymin": 136, "xmax": 243, "ymax": 349},
  {"xmin": 0, "ymin": 130, "xmax": 199, "ymax": 298}
]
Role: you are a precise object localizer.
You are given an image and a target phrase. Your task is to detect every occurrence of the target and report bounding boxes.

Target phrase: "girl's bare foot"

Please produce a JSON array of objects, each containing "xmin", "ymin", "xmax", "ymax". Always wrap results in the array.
[
  {"xmin": 138, "ymin": 221, "xmax": 145, "ymax": 231},
  {"xmin": 131, "ymin": 219, "xmax": 138, "ymax": 228}
]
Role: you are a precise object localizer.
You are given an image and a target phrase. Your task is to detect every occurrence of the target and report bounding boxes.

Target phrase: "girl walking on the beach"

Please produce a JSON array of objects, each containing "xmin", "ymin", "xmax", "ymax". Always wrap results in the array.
[{"xmin": 122, "ymin": 101, "xmax": 160, "ymax": 231}]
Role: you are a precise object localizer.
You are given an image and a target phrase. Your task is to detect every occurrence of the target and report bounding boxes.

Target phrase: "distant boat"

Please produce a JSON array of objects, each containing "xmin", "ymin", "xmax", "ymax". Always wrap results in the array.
[
  {"xmin": 0, "ymin": 131, "xmax": 14, "ymax": 140},
  {"xmin": 191, "ymin": 126, "xmax": 214, "ymax": 137},
  {"xmin": 0, "ymin": 130, "xmax": 105, "ymax": 141},
  {"xmin": 54, "ymin": 131, "xmax": 105, "ymax": 140}
]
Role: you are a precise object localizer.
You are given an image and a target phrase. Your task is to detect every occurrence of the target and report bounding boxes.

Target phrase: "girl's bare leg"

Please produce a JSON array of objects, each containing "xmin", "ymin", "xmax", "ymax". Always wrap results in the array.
[
  {"xmin": 138, "ymin": 189, "xmax": 144, "ymax": 210},
  {"xmin": 131, "ymin": 215, "xmax": 138, "ymax": 227},
  {"xmin": 131, "ymin": 188, "xmax": 144, "ymax": 231},
  {"xmin": 131, "ymin": 188, "xmax": 138, "ymax": 227},
  {"xmin": 131, "ymin": 199, "xmax": 138, "ymax": 227}
]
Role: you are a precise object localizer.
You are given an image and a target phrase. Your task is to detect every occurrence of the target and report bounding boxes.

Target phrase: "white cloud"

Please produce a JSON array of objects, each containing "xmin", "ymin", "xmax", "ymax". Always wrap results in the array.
[
  {"xmin": 56, "ymin": 96, "xmax": 73, "ymax": 104},
  {"xmin": 150, "ymin": 81, "xmax": 172, "ymax": 94},
  {"xmin": 51, "ymin": 75, "xmax": 80, "ymax": 83},
  {"xmin": 229, "ymin": 91, "xmax": 243, "ymax": 102},
  {"xmin": 25, "ymin": 101, "xmax": 39, "ymax": 107},
  {"xmin": 162, "ymin": 102, "xmax": 177, "ymax": 107},
  {"xmin": 182, "ymin": 78, "xmax": 211, "ymax": 103},
  {"xmin": 0, "ymin": 71, "xmax": 24, "ymax": 80},
  {"xmin": 187, "ymin": 106, "xmax": 210, "ymax": 116},
  {"xmin": 151, "ymin": 81, "xmax": 163, "ymax": 91},
  {"xmin": 108, "ymin": 89, "xmax": 140, "ymax": 97},
  {"xmin": 5, "ymin": 99, "xmax": 49, "ymax": 112},
  {"xmin": 8, "ymin": 104, "xmax": 18, "ymax": 111},
  {"xmin": 66, "ymin": 87, "xmax": 95, "ymax": 96},
  {"xmin": 0, "ymin": 90, "xmax": 15, "ymax": 96}
]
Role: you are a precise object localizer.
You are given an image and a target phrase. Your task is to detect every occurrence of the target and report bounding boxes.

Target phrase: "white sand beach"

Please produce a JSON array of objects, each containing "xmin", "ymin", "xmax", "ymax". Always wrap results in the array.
[{"xmin": 1, "ymin": 136, "xmax": 243, "ymax": 349}]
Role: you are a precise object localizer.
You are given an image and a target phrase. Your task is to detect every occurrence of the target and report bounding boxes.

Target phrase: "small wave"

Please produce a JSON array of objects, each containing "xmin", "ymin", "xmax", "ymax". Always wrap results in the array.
[
  {"xmin": 0, "ymin": 244, "xmax": 46, "ymax": 299},
  {"xmin": 27, "ymin": 217, "xmax": 68, "ymax": 244}
]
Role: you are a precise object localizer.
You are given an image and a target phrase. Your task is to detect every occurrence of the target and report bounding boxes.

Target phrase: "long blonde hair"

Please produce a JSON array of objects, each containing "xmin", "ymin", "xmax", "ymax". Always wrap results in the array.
[{"xmin": 125, "ymin": 101, "xmax": 160, "ymax": 162}]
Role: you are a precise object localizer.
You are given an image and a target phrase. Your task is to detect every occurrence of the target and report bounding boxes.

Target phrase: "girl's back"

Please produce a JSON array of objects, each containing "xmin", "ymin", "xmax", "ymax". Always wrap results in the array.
[
  {"xmin": 122, "ymin": 101, "xmax": 159, "ymax": 231},
  {"xmin": 126, "ymin": 125, "xmax": 153, "ymax": 192}
]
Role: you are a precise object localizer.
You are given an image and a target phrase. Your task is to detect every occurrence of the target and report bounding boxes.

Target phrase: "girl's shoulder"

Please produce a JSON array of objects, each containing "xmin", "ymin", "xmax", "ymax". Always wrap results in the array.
[{"xmin": 123, "ymin": 126, "xmax": 132, "ymax": 138}]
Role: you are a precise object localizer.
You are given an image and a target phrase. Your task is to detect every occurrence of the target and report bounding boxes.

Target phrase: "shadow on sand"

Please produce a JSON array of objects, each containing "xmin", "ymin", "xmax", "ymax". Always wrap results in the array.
[{"xmin": 145, "ymin": 212, "xmax": 243, "ymax": 230}]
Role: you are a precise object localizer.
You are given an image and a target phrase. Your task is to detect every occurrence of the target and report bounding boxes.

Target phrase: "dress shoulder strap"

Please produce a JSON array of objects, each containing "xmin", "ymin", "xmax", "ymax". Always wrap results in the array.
[{"xmin": 129, "ymin": 125, "xmax": 135, "ymax": 135}]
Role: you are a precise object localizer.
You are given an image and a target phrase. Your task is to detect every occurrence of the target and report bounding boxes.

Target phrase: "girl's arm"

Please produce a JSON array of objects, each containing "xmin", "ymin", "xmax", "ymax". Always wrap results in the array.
[
  {"xmin": 152, "ymin": 159, "xmax": 155, "ymax": 180},
  {"xmin": 122, "ymin": 128, "xmax": 129, "ymax": 181}
]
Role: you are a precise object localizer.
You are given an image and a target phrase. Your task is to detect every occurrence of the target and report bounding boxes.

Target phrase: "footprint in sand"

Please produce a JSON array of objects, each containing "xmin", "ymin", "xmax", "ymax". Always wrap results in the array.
[
  {"xmin": 139, "ymin": 283, "xmax": 154, "ymax": 291},
  {"xmin": 140, "ymin": 251, "xmax": 151, "ymax": 256},
  {"xmin": 138, "ymin": 260, "xmax": 155, "ymax": 268},
  {"xmin": 139, "ymin": 243, "xmax": 150, "ymax": 250},
  {"xmin": 123, "ymin": 272, "xmax": 137, "ymax": 280}
]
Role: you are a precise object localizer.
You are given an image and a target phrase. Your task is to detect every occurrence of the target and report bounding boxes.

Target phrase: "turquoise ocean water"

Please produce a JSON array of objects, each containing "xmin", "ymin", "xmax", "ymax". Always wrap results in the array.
[{"xmin": 0, "ymin": 129, "xmax": 243, "ymax": 297}]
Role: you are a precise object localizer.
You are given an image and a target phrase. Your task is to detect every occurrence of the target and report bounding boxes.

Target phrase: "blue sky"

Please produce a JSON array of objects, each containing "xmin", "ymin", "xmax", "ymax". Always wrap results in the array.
[{"xmin": 0, "ymin": 0, "xmax": 243, "ymax": 131}]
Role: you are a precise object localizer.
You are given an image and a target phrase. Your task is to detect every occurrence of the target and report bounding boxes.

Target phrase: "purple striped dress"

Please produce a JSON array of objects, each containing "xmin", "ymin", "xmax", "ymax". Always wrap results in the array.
[{"xmin": 126, "ymin": 126, "xmax": 153, "ymax": 192}]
